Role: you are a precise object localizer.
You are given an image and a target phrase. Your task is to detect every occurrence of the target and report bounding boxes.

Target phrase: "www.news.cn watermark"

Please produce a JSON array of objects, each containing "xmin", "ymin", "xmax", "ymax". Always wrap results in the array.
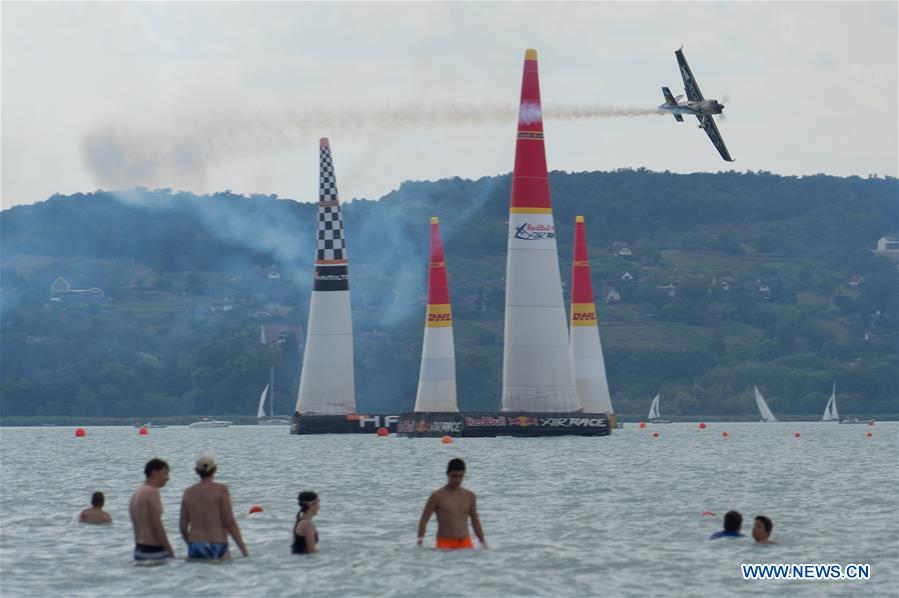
[{"xmin": 742, "ymin": 563, "xmax": 870, "ymax": 581}]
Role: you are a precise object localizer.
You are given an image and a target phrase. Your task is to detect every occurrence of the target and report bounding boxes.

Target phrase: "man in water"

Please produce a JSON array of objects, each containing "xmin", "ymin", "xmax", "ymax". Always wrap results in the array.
[
  {"xmin": 129, "ymin": 458, "xmax": 176, "ymax": 561},
  {"xmin": 752, "ymin": 515, "xmax": 775, "ymax": 544},
  {"xmin": 417, "ymin": 458, "xmax": 487, "ymax": 550},
  {"xmin": 709, "ymin": 510, "xmax": 745, "ymax": 539},
  {"xmin": 179, "ymin": 454, "xmax": 249, "ymax": 560},
  {"xmin": 80, "ymin": 491, "xmax": 112, "ymax": 524}
]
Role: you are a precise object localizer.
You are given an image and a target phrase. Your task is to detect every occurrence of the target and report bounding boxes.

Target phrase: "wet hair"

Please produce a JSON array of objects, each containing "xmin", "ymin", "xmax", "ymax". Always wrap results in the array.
[
  {"xmin": 91, "ymin": 492, "xmax": 105, "ymax": 507},
  {"xmin": 447, "ymin": 458, "xmax": 466, "ymax": 474},
  {"xmin": 754, "ymin": 515, "xmax": 773, "ymax": 535},
  {"xmin": 144, "ymin": 458, "xmax": 169, "ymax": 479},
  {"xmin": 296, "ymin": 491, "xmax": 318, "ymax": 521},
  {"xmin": 723, "ymin": 510, "xmax": 743, "ymax": 532}
]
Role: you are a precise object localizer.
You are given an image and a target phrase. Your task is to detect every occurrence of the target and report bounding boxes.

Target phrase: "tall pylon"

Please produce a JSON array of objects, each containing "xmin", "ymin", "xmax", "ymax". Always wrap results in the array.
[
  {"xmin": 296, "ymin": 138, "xmax": 356, "ymax": 415},
  {"xmin": 413, "ymin": 217, "xmax": 459, "ymax": 412},
  {"xmin": 501, "ymin": 49, "xmax": 580, "ymax": 413}
]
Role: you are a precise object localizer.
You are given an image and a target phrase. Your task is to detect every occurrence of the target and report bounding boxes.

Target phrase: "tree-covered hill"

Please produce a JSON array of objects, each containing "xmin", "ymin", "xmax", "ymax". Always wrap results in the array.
[{"xmin": 1, "ymin": 170, "xmax": 897, "ymax": 420}]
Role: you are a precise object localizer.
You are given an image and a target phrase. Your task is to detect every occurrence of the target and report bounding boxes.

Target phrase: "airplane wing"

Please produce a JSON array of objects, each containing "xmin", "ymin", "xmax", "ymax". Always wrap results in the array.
[
  {"xmin": 675, "ymin": 47, "xmax": 704, "ymax": 101},
  {"xmin": 696, "ymin": 114, "xmax": 734, "ymax": 162}
]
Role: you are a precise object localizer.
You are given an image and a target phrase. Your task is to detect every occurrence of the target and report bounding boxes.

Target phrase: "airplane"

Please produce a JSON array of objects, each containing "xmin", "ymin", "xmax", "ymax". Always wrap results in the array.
[{"xmin": 659, "ymin": 46, "xmax": 734, "ymax": 162}]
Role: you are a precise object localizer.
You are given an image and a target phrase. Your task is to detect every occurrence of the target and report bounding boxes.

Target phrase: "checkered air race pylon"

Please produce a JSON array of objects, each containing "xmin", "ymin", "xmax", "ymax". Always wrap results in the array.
[
  {"xmin": 570, "ymin": 216, "xmax": 614, "ymax": 415},
  {"xmin": 501, "ymin": 49, "xmax": 580, "ymax": 413},
  {"xmin": 295, "ymin": 138, "xmax": 356, "ymax": 415},
  {"xmin": 413, "ymin": 217, "xmax": 459, "ymax": 413}
]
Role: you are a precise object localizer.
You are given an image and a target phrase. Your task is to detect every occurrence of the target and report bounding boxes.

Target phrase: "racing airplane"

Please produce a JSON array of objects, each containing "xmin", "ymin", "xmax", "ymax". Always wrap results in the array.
[{"xmin": 659, "ymin": 46, "xmax": 734, "ymax": 162}]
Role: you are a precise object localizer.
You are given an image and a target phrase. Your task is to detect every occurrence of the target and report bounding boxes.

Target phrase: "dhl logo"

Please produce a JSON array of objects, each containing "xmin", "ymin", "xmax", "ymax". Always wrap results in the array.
[
  {"xmin": 426, "ymin": 304, "xmax": 453, "ymax": 328},
  {"xmin": 571, "ymin": 304, "xmax": 597, "ymax": 327},
  {"xmin": 572, "ymin": 312, "xmax": 596, "ymax": 321}
]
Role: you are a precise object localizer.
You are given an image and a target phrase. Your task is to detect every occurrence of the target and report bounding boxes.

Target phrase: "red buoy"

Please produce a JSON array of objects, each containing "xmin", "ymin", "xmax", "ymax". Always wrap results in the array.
[
  {"xmin": 639, "ymin": 422, "xmax": 647, "ymax": 429},
  {"xmin": 75, "ymin": 428, "xmax": 86, "ymax": 437},
  {"xmin": 794, "ymin": 432, "xmax": 801, "ymax": 438},
  {"xmin": 376, "ymin": 427, "xmax": 388, "ymax": 437},
  {"xmin": 868, "ymin": 420, "xmax": 875, "ymax": 426},
  {"xmin": 701, "ymin": 510, "xmax": 716, "ymax": 517},
  {"xmin": 138, "ymin": 427, "xmax": 149, "ymax": 435},
  {"xmin": 441, "ymin": 435, "xmax": 453, "ymax": 444},
  {"xmin": 248, "ymin": 505, "xmax": 264, "ymax": 514},
  {"xmin": 722, "ymin": 431, "xmax": 729, "ymax": 438},
  {"xmin": 652, "ymin": 431, "xmax": 660, "ymax": 438},
  {"xmin": 698, "ymin": 422, "xmax": 707, "ymax": 429},
  {"xmin": 866, "ymin": 432, "xmax": 873, "ymax": 438}
]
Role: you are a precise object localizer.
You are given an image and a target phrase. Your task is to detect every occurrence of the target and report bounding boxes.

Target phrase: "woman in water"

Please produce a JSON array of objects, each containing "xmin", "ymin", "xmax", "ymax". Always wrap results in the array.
[{"xmin": 292, "ymin": 491, "xmax": 319, "ymax": 554}]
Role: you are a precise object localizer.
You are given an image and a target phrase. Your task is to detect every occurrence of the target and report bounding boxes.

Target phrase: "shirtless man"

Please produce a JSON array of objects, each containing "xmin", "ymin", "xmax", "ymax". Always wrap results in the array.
[
  {"xmin": 129, "ymin": 458, "xmax": 175, "ymax": 561},
  {"xmin": 80, "ymin": 491, "xmax": 112, "ymax": 525},
  {"xmin": 179, "ymin": 454, "xmax": 248, "ymax": 560},
  {"xmin": 417, "ymin": 458, "xmax": 486, "ymax": 550}
]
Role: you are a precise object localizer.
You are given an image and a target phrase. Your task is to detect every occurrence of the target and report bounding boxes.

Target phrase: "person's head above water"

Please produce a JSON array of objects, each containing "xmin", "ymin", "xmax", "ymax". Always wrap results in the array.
[
  {"xmin": 91, "ymin": 491, "xmax": 105, "ymax": 508},
  {"xmin": 752, "ymin": 515, "xmax": 773, "ymax": 542},
  {"xmin": 143, "ymin": 458, "xmax": 170, "ymax": 487},
  {"xmin": 195, "ymin": 454, "xmax": 217, "ymax": 479},
  {"xmin": 297, "ymin": 491, "xmax": 319, "ymax": 518},
  {"xmin": 446, "ymin": 458, "xmax": 466, "ymax": 488},
  {"xmin": 723, "ymin": 511, "xmax": 743, "ymax": 533}
]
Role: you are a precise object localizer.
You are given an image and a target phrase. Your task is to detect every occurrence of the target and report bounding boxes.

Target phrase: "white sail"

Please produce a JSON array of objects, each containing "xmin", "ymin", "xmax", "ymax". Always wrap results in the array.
[
  {"xmin": 823, "ymin": 382, "xmax": 838, "ymax": 421},
  {"xmin": 648, "ymin": 394, "xmax": 660, "ymax": 420},
  {"xmin": 754, "ymin": 386, "xmax": 777, "ymax": 422},
  {"xmin": 257, "ymin": 381, "xmax": 270, "ymax": 419}
]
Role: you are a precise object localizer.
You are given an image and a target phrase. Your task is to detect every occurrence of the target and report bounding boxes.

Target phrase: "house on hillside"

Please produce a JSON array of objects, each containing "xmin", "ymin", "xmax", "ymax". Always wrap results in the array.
[
  {"xmin": 605, "ymin": 289, "xmax": 621, "ymax": 303},
  {"xmin": 50, "ymin": 276, "xmax": 72, "ymax": 293},
  {"xmin": 621, "ymin": 272, "xmax": 634, "ymax": 281},
  {"xmin": 209, "ymin": 299, "xmax": 233, "ymax": 312},
  {"xmin": 49, "ymin": 276, "xmax": 105, "ymax": 302},
  {"xmin": 617, "ymin": 247, "xmax": 633, "ymax": 257},
  {"xmin": 876, "ymin": 236, "xmax": 899, "ymax": 252},
  {"xmin": 656, "ymin": 283, "xmax": 677, "ymax": 297},
  {"xmin": 260, "ymin": 324, "xmax": 304, "ymax": 345},
  {"xmin": 848, "ymin": 274, "xmax": 865, "ymax": 288}
]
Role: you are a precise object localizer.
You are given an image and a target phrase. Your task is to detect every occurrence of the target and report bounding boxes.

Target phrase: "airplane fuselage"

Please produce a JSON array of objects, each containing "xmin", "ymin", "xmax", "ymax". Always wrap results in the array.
[{"xmin": 658, "ymin": 99, "xmax": 724, "ymax": 116}]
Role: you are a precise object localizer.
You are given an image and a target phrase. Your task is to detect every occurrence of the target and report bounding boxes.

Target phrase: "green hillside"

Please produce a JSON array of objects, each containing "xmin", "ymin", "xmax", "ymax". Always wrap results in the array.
[{"xmin": 1, "ymin": 170, "xmax": 897, "ymax": 420}]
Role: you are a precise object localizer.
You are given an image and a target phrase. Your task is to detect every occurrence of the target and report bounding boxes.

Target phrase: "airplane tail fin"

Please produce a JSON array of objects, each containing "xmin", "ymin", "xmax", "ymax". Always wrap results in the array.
[{"xmin": 662, "ymin": 86, "xmax": 684, "ymax": 121}]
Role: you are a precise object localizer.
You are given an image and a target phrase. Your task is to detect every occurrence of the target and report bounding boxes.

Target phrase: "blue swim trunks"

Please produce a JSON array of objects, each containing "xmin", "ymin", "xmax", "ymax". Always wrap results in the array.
[{"xmin": 188, "ymin": 542, "xmax": 230, "ymax": 560}]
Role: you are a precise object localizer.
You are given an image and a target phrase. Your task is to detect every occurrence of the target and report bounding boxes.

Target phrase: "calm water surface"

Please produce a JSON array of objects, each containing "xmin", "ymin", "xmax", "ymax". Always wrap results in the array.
[{"xmin": 1, "ymin": 423, "xmax": 897, "ymax": 597}]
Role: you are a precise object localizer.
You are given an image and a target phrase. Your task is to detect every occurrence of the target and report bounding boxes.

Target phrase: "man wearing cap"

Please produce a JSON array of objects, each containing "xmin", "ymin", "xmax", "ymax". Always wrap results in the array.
[{"xmin": 179, "ymin": 454, "xmax": 249, "ymax": 560}]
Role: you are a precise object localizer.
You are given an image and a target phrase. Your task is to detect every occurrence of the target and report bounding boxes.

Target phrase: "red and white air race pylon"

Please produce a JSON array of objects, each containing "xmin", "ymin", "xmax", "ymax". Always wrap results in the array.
[
  {"xmin": 569, "ymin": 216, "xmax": 614, "ymax": 415},
  {"xmin": 413, "ymin": 217, "xmax": 459, "ymax": 413},
  {"xmin": 501, "ymin": 49, "xmax": 580, "ymax": 413}
]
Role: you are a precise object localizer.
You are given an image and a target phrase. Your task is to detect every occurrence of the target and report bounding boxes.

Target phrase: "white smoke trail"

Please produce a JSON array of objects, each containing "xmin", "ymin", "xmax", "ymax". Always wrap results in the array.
[{"xmin": 82, "ymin": 103, "xmax": 664, "ymax": 190}]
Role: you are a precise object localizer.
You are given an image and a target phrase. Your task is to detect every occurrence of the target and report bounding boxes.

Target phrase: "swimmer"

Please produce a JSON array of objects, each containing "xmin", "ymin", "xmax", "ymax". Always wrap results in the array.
[
  {"xmin": 291, "ymin": 491, "xmax": 320, "ymax": 555},
  {"xmin": 709, "ymin": 510, "xmax": 745, "ymax": 540},
  {"xmin": 752, "ymin": 515, "xmax": 775, "ymax": 544},
  {"xmin": 129, "ymin": 458, "xmax": 175, "ymax": 561},
  {"xmin": 179, "ymin": 454, "xmax": 249, "ymax": 561},
  {"xmin": 80, "ymin": 491, "xmax": 112, "ymax": 525},
  {"xmin": 417, "ymin": 458, "xmax": 486, "ymax": 550}
]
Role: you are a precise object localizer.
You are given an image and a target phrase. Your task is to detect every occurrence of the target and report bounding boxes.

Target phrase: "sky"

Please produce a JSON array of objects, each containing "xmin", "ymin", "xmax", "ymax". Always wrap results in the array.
[{"xmin": 1, "ymin": 2, "xmax": 896, "ymax": 209}]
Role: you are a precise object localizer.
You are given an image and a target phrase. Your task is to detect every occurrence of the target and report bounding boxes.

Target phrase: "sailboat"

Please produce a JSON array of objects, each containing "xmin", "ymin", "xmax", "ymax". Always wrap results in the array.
[
  {"xmin": 754, "ymin": 386, "xmax": 778, "ymax": 422},
  {"xmin": 822, "ymin": 382, "xmax": 838, "ymax": 422},
  {"xmin": 257, "ymin": 366, "xmax": 291, "ymax": 425},
  {"xmin": 647, "ymin": 394, "xmax": 671, "ymax": 423}
]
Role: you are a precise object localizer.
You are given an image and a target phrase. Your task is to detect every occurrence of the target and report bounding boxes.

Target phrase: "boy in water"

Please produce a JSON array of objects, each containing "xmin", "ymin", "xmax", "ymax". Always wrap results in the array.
[
  {"xmin": 710, "ymin": 510, "xmax": 746, "ymax": 539},
  {"xmin": 129, "ymin": 458, "xmax": 176, "ymax": 561},
  {"xmin": 417, "ymin": 458, "xmax": 487, "ymax": 550},
  {"xmin": 80, "ymin": 491, "xmax": 112, "ymax": 524},
  {"xmin": 179, "ymin": 454, "xmax": 249, "ymax": 560},
  {"xmin": 752, "ymin": 515, "xmax": 775, "ymax": 544}
]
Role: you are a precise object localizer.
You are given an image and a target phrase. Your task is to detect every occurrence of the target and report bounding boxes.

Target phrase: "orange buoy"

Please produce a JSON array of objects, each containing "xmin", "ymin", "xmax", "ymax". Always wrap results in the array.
[
  {"xmin": 698, "ymin": 422, "xmax": 706, "ymax": 429},
  {"xmin": 248, "ymin": 505, "xmax": 264, "ymax": 514},
  {"xmin": 722, "ymin": 431, "xmax": 729, "ymax": 438},
  {"xmin": 441, "ymin": 435, "xmax": 453, "ymax": 444},
  {"xmin": 376, "ymin": 427, "xmax": 388, "ymax": 437},
  {"xmin": 138, "ymin": 427, "xmax": 149, "ymax": 435},
  {"xmin": 639, "ymin": 422, "xmax": 647, "ymax": 429},
  {"xmin": 75, "ymin": 428, "xmax": 86, "ymax": 437},
  {"xmin": 652, "ymin": 431, "xmax": 660, "ymax": 438},
  {"xmin": 866, "ymin": 432, "xmax": 873, "ymax": 438},
  {"xmin": 701, "ymin": 510, "xmax": 716, "ymax": 517},
  {"xmin": 794, "ymin": 432, "xmax": 801, "ymax": 438}
]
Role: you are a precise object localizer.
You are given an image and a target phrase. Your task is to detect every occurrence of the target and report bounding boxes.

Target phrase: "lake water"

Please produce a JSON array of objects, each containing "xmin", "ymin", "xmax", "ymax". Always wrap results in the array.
[{"xmin": 1, "ymin": 423, "xmax": 896, "ymax": 597}]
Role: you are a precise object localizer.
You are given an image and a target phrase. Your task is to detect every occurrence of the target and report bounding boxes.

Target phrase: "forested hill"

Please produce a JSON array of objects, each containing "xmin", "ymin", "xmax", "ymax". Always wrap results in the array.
[{"xmin": 1, "ymin": 170, "xmax": 897, "ymax": 420}]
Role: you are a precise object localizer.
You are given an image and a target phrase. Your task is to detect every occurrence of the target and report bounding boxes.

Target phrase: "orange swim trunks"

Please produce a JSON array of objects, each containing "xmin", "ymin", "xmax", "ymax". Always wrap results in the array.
[{"xmin": 436, "ymin": 536, "xmax": 474, "ymax": 550}]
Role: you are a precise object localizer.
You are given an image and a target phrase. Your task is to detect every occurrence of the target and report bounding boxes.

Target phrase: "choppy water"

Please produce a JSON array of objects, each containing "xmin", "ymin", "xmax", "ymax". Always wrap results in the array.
[{"xmin": 1, "ymin": 423, "xmax": 897, "ymax": 597}]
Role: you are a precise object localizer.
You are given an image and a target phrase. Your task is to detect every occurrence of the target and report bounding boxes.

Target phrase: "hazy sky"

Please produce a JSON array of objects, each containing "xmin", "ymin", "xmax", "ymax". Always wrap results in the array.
[{"xmin": 2, "ymin": 2, "xmax": 896, "ymax": 208}]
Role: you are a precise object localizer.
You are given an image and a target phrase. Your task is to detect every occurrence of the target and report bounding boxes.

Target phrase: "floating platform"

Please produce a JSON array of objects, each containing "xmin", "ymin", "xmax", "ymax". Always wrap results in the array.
[
  {"xmin": 290, "ymin": 414, "xmax": 399, "ymax": 435},
  {"xmin": 395, "ymin": 411, "xmax": 611, "ymax": 438}
]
